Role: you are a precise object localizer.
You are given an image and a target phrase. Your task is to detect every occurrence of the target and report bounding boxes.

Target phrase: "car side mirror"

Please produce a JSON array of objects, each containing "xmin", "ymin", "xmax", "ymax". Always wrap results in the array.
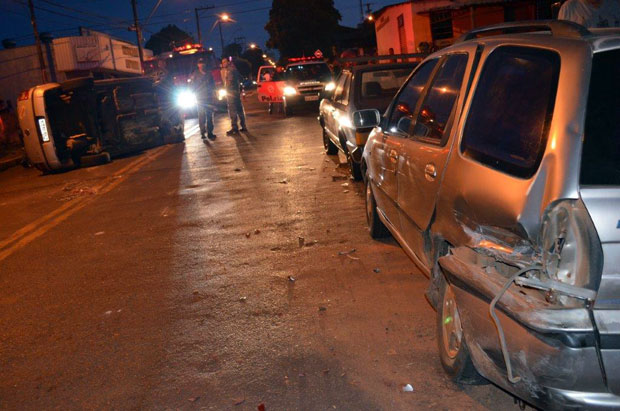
[{"xmin": 352, "ymin": 109, "xmax": 381, "ymax": 129}]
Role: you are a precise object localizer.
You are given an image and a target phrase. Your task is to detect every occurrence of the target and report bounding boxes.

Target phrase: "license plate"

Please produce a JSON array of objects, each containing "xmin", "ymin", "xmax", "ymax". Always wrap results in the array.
[{"xmin": 305, "ymin": 95, "xmax": 319, "ymax": 101}]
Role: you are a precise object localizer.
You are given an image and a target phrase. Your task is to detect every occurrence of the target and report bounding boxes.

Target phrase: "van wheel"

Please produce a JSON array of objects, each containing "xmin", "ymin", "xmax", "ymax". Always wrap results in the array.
[
  {"xmin": 80, "ymin": 152, "xmax": 111, "ymax": 168},
  {"xmin": 365, "ymin": 178, "xmax": 389, "ymax": 239},
  {"xmin": 348, "ymin": 155, "xmax": 363, "ymax": 181},
  {"xmin": 437, "ymin": 274, "xmax": 486, "ymax": 384},
  {"xmin": 323, "ymin": 128, "xmax": 338, "ymax": 155}
]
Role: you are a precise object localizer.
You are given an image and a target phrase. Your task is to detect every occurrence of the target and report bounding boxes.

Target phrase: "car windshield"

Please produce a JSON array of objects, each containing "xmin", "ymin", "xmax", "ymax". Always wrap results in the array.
[
  {"xmin": 286, "ymin": 63, "xmax": 332, "ymax": 82},
  {"xmin": 359, "ymin": 67, "xmax": 413, "ymax": 102},
  {"xmin": 580, "ymin": 49, "xmax": 620, "ymax": 186}
]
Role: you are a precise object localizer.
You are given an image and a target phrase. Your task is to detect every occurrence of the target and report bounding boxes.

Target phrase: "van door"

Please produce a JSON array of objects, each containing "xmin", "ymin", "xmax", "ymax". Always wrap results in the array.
[
  {"xmin": 371, "ymin": 59, "xmax": 438, "ymax": 229},
  {"xmin": 397, "ymin": 53, "xmax": 470, "ymax": 267}
]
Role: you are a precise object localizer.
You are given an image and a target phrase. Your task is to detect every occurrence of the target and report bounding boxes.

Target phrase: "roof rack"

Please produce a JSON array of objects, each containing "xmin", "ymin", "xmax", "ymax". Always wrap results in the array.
[
  {"xmin": 457, "ymin": 20, "xmax": 591, "ymax": 42},
  {"xmin": 337, "ymin": 53, "xmax": 425, "ymax": 65}
]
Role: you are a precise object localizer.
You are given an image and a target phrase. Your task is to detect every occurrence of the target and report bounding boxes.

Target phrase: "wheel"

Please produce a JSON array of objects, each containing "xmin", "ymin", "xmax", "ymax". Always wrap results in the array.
[
  {"xmin": 323, "ymin": 128, "xmax": 338, "ymax": 155},
  {"xmin": 365, "ymin": 178, "xmax": 390, "ymax": 239},
  {"xmin": 348, "ymin": 154, "xmax": 363, "ymax": 181},
  {"xmin": 80, "ymin": 152, "xmax": 111, "ymax": 168},
  {"xmin": 436, "ymin": 274, "xmax": 485, "ymax": 384}
]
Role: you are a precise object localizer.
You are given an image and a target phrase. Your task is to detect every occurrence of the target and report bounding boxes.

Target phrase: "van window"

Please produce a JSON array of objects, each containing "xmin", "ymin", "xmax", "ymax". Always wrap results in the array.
[
  {"xmin": 387, "ymin": 59, "xmax": 438, "ymax": 135},
  {"xmin": 580, "ymin": 49, "xmax": 620, "ymax": 186},
  {"xmin": 460, "ymin": 46, "xmax": 560, "ymax": 178},
  {"xmin": 412, "ymin": 53, "xmax": 468, "ymax": 144}
]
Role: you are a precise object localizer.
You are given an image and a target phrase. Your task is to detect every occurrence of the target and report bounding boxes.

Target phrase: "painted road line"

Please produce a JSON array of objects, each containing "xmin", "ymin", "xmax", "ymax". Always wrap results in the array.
[{"xmin": 0, "ymin": 145, "xmax": 173, "ymax": 262}]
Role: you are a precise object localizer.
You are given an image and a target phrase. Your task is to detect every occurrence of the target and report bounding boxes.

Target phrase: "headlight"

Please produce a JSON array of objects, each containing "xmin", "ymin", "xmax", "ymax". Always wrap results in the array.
[
  {"xmin": 176, "ymin": 90, "xmax": 197, "ymax": 109},
  {"xmin": 37, "ymin": 117, "xmax": 50, "ymax": 142},
  {"xmin": 218, "ymin": 89, "xmax": 227, "ymax": 100},
  {"xmin": 283, "ymin": 86, "xmax": 297, "ymax": 96},
  {"xmin": 324, "ymin": 82, "xmax": 336, "ymax": 91}
]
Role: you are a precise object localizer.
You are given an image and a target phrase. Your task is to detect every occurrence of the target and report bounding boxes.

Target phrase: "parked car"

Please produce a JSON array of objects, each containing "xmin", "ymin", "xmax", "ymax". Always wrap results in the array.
[
  {"xmin": 361, "ymin": 21, "xmax": 620, "ymax": 409},
  {"xmin": 318, "ymin": 62, "xmax": 416, "ymax": 180},
  {"xmin": 282, "ymin": 59, "xmax": 333, "ymax": 116},
  {"xmin": 18, "ymin": 77, "xmax": 183, "ymax": 172}
]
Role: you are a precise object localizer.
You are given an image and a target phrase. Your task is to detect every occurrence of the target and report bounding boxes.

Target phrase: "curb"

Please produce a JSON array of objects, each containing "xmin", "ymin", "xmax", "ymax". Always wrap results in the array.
[{"xmin": 0, "ymin": 153, "xmax": 23, "ymax": 172}]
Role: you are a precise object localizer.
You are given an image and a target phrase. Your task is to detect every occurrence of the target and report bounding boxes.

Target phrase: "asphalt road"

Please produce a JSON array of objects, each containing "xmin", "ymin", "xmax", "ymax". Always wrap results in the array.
[{"xmin": 0, "ymin": 100, "xmax": 519, "ymax": 410}]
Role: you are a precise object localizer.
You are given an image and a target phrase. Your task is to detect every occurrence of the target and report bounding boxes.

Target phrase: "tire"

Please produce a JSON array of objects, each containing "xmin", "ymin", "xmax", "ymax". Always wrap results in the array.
[
  {"xmin": 348, "ymin": 155, "xmax": 363, "ymax": 181},
  {"xmin": 436, "ymin": 274, "xmax": 486, "ymax": 384},
  {"xmin": 80, "ymin": 152, "xmax": 111, "ymax": 168},
  {"xmin": 323, "ymin": 128, "xmax": 338, "ymax": 155},
  {"xmin": 365, "ymin": 178, "xmax": 390, "ymax": 239}
]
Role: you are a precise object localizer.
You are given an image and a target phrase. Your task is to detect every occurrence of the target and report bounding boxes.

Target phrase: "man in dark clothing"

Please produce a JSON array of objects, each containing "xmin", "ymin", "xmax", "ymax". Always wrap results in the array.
[
  {"xmin": 191, "ymin": 58, "xmax": 216, "ymax": 140},
  {"xmin": 221, "ymin": 58, "xmax": 247, "ymax": 135}
]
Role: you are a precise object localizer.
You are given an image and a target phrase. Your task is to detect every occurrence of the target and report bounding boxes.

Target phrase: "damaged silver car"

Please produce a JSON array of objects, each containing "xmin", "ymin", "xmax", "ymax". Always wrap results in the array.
[{"xmin": 361, "ymin": 20, "xmax": 620, "ymax": 409}]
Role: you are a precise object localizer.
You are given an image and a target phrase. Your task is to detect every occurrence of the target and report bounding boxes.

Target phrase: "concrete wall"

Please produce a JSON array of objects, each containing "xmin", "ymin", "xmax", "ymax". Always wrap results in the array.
[{"xmin": 0, "ymin": 45, "xmax": 64, "ymax": 108}]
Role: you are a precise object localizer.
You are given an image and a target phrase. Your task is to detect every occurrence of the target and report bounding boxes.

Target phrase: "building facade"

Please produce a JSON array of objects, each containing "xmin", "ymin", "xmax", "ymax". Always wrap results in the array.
[{"xmin": 374, "ymin": 0, "xmax": 543, "ymax": 55}]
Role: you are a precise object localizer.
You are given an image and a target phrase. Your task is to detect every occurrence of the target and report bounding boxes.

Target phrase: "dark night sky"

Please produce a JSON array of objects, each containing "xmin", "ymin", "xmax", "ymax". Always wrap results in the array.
[{"xmin": 1, "ymin": 0, "xmax": 398, "ymax": 56}]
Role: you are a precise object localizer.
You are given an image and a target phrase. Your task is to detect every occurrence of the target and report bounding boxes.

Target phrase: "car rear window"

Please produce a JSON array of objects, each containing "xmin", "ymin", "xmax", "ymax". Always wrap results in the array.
[
  {"xmin": 460, "ymin": 46, "xmax": 560, "ymax": 178},
  {"xmin": 286, "ymin": 63, "xmax": 332, "ymax": 82},
  {"xmin": 359, "ymin": 67, "xmax": 412, "ymax": 101},
  {"xmin": 580, "ymin": 49, "xmax": 620, "ymax": 186}
]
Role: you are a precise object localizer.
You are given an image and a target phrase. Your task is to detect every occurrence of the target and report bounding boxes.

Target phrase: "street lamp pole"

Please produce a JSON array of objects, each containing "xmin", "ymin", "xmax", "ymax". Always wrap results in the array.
[
  {"xmin": 27, "ymin": 0, "xmax": 47, "ymax": 83},
  {"xmin": 130, "ymin": 0, "xmax": 144, "ymax": 70},
  {"xmin": 218, "ymin": 21, "xmax": 224, "ymax": 56}
]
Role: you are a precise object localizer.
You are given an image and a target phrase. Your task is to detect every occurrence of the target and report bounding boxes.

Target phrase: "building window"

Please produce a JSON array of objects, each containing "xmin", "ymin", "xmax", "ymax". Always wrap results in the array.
[
  {"xmin": 430, "ymin": 11, "xmax": 453, "ymax": 40},
  {"xmin": 397, "ymin": 14, "xmax": 407, "ymax": 53}
]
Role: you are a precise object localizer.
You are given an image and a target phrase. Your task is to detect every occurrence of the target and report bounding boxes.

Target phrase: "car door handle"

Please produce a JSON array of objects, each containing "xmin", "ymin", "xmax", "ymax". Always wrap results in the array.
[{"xmin": 424, "ymin": 163, "xmax": 437, "ymax": 180}]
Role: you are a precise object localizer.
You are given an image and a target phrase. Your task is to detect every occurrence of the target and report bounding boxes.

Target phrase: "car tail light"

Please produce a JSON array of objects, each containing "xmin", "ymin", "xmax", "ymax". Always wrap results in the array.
[
  {"xmin": 539, "ymin": 199, "xmax": 603, "ymax": 294},
  {"xmin": 37, "ymin": 117, "xmax": 50, "ymax": 142},
  {"xmin": 18, "ymin": 90, "xmax": 29, "ymax": 101}
]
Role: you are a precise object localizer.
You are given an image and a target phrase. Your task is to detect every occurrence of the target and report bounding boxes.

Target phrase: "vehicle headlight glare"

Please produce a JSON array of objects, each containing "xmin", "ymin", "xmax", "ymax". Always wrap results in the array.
[
  {"xmin": 176, "ymin": 90, "xmax": 197, "ymax": 109},
  {"xmin": 324, "ymin": 82, "xmax": 336, "ymax": 91},
  {"xmin": 283, "ymin": 86, "xmax": 297, "ymax": 96},
  {"xmin": 218, "ymin": 89, "xmax": 227, "ymax": 100}
]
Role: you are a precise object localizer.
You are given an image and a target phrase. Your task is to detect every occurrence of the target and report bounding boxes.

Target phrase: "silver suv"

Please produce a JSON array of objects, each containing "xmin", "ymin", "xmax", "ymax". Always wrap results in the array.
[{"xmin": 361, "ymin": 21, "xmax": 620, "ymax": 409}]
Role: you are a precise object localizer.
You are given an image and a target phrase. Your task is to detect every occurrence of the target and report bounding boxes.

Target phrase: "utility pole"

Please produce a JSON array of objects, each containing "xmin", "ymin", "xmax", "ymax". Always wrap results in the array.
[
  {"xmin": 27, "ymin": 0, "xmax": 47, "ymax": 83},
  {"xmin": 130, "ymin": 0, "xmax": 144, "ymax": 71},
  {"xmin": 194, "ymin": 6, "xmax": 214, "ymax": 46},
  {"xmin": 359, "ymin": 0, "xmax": 364, "ymax": 22},
  {"xmin": 218, "ymin": 22, "xmax": 224, "ymax": 56}
]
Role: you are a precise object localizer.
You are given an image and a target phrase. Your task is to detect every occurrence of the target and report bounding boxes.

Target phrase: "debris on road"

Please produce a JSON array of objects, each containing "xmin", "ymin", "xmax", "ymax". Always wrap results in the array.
[
  {"xmin": 239, "ymin": 296, "xmax": 247, "ymax": 302},
  {"xmin": 254, "ymin": 229, "xmax": 261, "ymax": 234},
  {"xmin": 278, "ymin": 178, "xmax": 288, "ymax": 184},
  {"xmin": 94, "ymin": 231, "xmax": 105, "ymax": 236},
  {"xmin": 319, "ymin": 306, "xmax": 327, "ymax": 312},
  {"xmin": 234, "ymin": 168, "xmax": 242, "ymax": 172},
  {"xmin": 403, "ymin": 384, "xmax": 414, "ymax": 392},
  {"xmin": 188, "ymin": 397, "xmax": 200, "ymax": 402},
  {"xmin": 341, "ymin": 182, "xmax": 349, "ymax": 187},
  {"xmin": 257, "ymin": 404, "xmax": 266, "ymax": 411},
  {"xmin": 270, "ymin": 246, "xmax": 281, "ymax": 251},
  {"xmin": 332, "ymin": 175, "xmax": 348, "ymax": 182},
  {"xmin": 287, "ymin": 276, "xmax": 296, "ymax": 282},
  {"xmin": 338, "ymin": 248, "xmax": 357, "ymax": 256},
  {"xmin": 373, "ymin": 268, "xmax": 381, "ymax": 273},
  {"xmin": 343, "ymin": 190, "xmax": 349, "ymax": 193},
  {"xmin": 245, "ymin": 232, "xmax": 251, "ymax": 238},
  {"xmin": 233, "ymin": 398, "xmax": 245, "ymax": 405},
  {"xmin": 298, "ymin": 237, "xmax": 305, "ymax": 247},
  {"xmin": 305, "ymin": 240, "xmax": 318, "ymax": 247}
]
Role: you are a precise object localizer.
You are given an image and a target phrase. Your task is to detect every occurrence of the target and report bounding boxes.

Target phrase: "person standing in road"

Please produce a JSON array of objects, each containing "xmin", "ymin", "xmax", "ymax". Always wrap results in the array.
[
  {"xmin": 191, "ymin": 58, "xmax": 217, "ymax": 140},
  {"xmin": 221, "ymin": 57, "xmax": 247, "ymax": 135},
  {"xmin": 559, "ymin": 0, "xmax": 620, "ymax": 27}
]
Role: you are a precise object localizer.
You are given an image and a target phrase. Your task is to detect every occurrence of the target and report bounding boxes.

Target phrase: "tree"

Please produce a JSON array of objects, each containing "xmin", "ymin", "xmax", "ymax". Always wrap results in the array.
[
  {"xmin": 241, "ymin": 47, "xmax": 265, "ymax": 78},
  {"xmin": 265, "ymin": 0, "xmax": 341, "ymax": 60},
  {"xmin": 145, "ymin": 25, "xmax": 194, "ymax": 56},
  {"xmin": 222, "ymin": 42, "xmax": 242, "ymax": 58}
]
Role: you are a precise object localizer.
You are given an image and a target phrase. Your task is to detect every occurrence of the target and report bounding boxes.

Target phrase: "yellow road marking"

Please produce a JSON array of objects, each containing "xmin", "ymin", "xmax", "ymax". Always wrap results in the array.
[{"xmin": 0, "ymin": 145, "xmax": 173, "ymax": 262}]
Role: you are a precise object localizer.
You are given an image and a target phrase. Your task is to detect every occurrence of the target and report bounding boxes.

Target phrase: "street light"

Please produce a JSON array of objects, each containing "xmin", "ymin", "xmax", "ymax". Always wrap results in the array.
[
  {"xmin": 262, "ymin": 54, "xmax": 267, "ymax": 58},
  {"xmin": 249, "ymin": 43, "xmax": 256, "ymax": 49},
  {"xmin": 218, "ymin": 13, "xmax": 231, "ymax": 57}
]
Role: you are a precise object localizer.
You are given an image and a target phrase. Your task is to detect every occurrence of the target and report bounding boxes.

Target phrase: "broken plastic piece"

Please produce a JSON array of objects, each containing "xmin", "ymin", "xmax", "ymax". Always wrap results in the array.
[{"xmin": 402, "ymin": 384, "xmax": 414, "ymax": 392}]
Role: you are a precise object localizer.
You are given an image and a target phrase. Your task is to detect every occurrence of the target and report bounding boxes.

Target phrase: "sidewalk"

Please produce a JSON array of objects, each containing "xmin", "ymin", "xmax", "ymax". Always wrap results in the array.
[{"xmin": 0, "ymin": 146, "xmax": 24, "ymax": 172}]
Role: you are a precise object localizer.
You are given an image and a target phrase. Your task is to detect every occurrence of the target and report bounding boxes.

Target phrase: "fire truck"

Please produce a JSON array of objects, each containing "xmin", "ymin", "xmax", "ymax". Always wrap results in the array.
[{"xmin": 144, "ymin": 44, "xmax": 223, "ymax": 116}]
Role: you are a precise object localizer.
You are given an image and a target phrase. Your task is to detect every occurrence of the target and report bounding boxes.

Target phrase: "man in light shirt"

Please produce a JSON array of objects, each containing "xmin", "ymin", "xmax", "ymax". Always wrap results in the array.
[{"xmin": 559, "ymin": 0, "xmax": 620, "ymax": 28}]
